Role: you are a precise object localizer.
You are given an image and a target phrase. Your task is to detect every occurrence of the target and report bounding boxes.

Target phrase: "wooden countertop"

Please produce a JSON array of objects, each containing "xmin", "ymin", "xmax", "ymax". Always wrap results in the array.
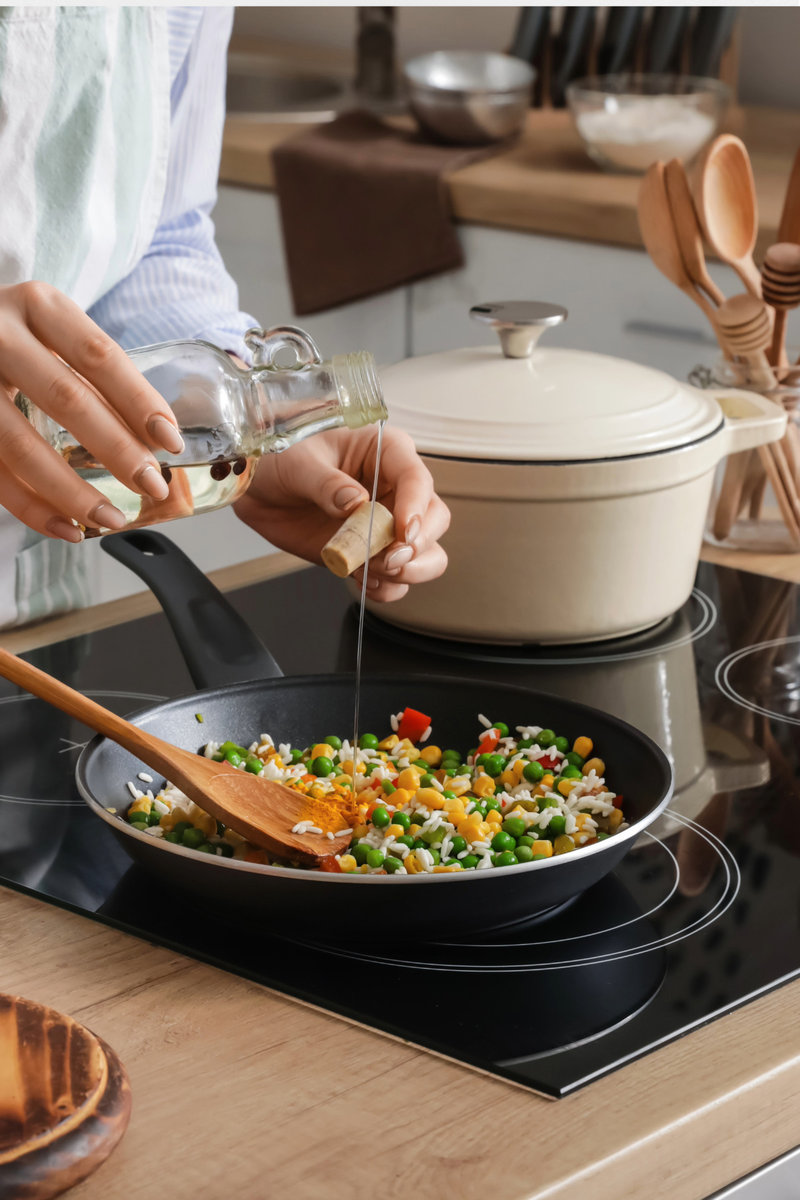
[
  {"xmin": 220, "ymin": 104, "xmax": 799, "ymax": 258},
  {"xmin": 2, "ymin": 543, "xmax": 800, "ymax": 1199}
]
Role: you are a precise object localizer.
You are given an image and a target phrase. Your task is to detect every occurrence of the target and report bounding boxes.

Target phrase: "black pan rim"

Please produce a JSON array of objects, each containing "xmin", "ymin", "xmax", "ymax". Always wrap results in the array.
[{"xmin": 75, "ymin": 672, "xmax": 675, "ymax": 887}]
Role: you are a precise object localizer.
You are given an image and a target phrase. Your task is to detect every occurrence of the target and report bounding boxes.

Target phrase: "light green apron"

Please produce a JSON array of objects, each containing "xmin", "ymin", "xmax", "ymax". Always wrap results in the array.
[{"xmin": 0, "ymin": 6, "xmax": 170, "ymax": 627}]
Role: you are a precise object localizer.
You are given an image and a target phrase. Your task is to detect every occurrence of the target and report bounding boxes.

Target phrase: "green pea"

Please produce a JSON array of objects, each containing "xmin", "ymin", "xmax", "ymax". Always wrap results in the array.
[
  {"xmin": 420, "ymin": 772, "xmax": 435, "ymax": 788},
  {"xmin": 217, "ymin": 842, "xmax": 234, "ymax": 857},
  {"xmin": 196, "ymin": 843, "xmax": 215, "ymax": 854},
  {"xmin": 211, "ymin": 753, "xmax": 224, "ymax": 762},
  {"xmin": 128, "ymin": 817, "xmax": 147, "ymax": 831},
  {"xmin": 384, "ymin": 856, "xmax": 403, "ymax": 873},
  {"xmin": 382, "ymin": 780, "xmax": 397, "ymax": 796},
  {"xmin": 392, "ymin": 811, "xmax": 410, "ymax": 830},
  {"xmin": 562, "ymin": 764, "xmax": 583, "ymax": 779},
  {"xmin": 290, "ymin": 748, "xmax": 304, "ymax": 763},
  {"xmin": 554, "ymin": 736, "xmax": 569, "ymax": 753},
  {"xmin": 516, "ymin": 845, "xmax": 534, "ymax": 863},
  {"xmin": 164, "ymin": 831, "xmax": 181, "ymax": 843},
  {"xmin": 502, "ymin": 817, "xmax": 527, "ymax": 838},
  {"xmin": 596, "ymin": 831, "xmax": 610, "ymax": 841},
  {"xmin": 494, "ymin": 850, "xmax": 518, "ymax": 867},
  {"xmin": 393, "ymin": 834, "xmax": 415, "ymax": 849},
  {"xmin": 547, "ymin": 814, "xmax": 567, "ymax": 836},
  {"xmin": 517, "ymin": 835, "xmax": 536, "ymax": 848},
  {"xmin": 172, "ymin": 822, "xmax": 190, "ymax": 838},
  {"xmin": 413, "ymin": 757, "xmax": 429, "ymax": 770},
  {"xmin": 359, "ymin": 733, "xmax": 380, "ymax": 750},
  {"xmin": 220, "ymin": 741, "xmax": 248, "ymax": 757},
  {"xmin": 442, "ymin": 789, "xmax": 456, "ymax": 799},
  {"xmin": 484, "ymin": 796, "xmax": 502, "ymax": 812},
  {"xmin": 566, "ymin": 751, "xmax": 585, "ymax": 767},
  {"xmin": 469, "ymin": 801, "xmax": 488, "ymax": 818},
  {"xmin": 476, "ymin": 752, "xmax": 492, "ymax": 769},
  {"xmin": 427, "ymin": 849, "xmax": 441, "ymax": 865},
  {"xmin": 371, "ymin": 805, "xmax": 391, "ymax": 828},
  {"xmin": 535, "ymin": 729, "xmax": 555, "ymax": 748},
  {"xmin": 324, "ymin": 735, "xmax": 343, "ymax": 750},
  {"xmin": 366, "ymin": 848, "xmax": 385, "ymax": 868},
  {"xmin": 413, "ymin": 838, "xmax": 428, "ymax": 850},
  {"xmin": 224, "ymin": 748, "xmax": 243, "ymax": 767},
  {"xmin": 352, "ymin": 843, "xmax": 371, "ymax": 865},
  {"xmin": 491, "ymin": 831, "xmax": 516, "ymax": 853},
  {"xmin": 517, "ymin": 737, "xmax": 534, "ymax": 749},
  {"xmin": 445, "ymin": 768, "xmax": 460, "ymax": 777},
  {"xmin": 461, "ymin": 854, "xmax": 480, "ymax": 869},
  {"xmin": 363, "ymin": 762, "xmax": 379, "ymax": 775},
  {"xmin": 493, "ymin": 722, "xmax": 510, "ymax": 738},
  {"xmin": 245, "ymin": 755, "xmax": 263, "ymax": 775},
  {"xmin": 422, "ymin": 827, "xmax": 444, "ymax": 846},
  {"xmin": 182, "ymin": 827, "xmax": 205, "ymax": 849},
  {"xmin": 449, "ymin": 835, "xmax": 467, "ymax": 855},
  {"xmin": 441, "ymin": 750, "xmax": 461, "ymax": 763},
  {"xmin": 147, "ymin": 810, "xmax": 161, "ymax": 826},
  {"xmin": 484, "ymin": 754, "xmax": 506, "ymax": 778},
  {"xmin": 523, "ymin": 760, "xmax": 545, "ymax": 784},
  {"xmin": 312, "ymin": 756, "xmax": 334, "ymax": 778}
]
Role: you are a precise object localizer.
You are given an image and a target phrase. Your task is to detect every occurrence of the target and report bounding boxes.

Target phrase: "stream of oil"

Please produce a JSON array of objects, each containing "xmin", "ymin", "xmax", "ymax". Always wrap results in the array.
[{"xmin": 352, "ymin": 420, "xmax": 385, "ymax": 769}]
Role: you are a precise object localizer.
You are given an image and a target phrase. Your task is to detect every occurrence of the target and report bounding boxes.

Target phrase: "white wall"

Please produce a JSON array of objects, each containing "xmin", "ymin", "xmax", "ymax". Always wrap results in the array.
[{"xmin": 233, "ymin": 5, "xmax": 800, "ymax": 109}]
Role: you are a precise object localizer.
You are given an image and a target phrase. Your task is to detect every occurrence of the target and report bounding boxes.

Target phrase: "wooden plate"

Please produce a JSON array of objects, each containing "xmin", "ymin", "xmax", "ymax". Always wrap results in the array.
[{"xmin": 0, "ymin": 994, "xmax": 131, "ymax": 1199}]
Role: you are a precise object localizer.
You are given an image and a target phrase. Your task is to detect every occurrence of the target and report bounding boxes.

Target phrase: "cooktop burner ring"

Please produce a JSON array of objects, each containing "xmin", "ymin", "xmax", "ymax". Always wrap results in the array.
[
  {"xmin": 288, "ymin": 811, "xmax": 740, "ymax": 974},
  {"xmin": 715, "ymin": 634, "xmax": 800, "ymax": 726},
  {"xmin": 361, "ymin": 588, "xmax": 717, "ymax": 666}
]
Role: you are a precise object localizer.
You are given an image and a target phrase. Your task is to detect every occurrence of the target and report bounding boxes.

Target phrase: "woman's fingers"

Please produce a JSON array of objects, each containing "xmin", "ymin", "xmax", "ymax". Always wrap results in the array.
[
  {"xmin": 17, "ymin": 282, "xmax": 184, "ymax": 454},
  {"xmin": 355, "ymin": 542, "xmax": 448, "ymax": 590},
  {"xmin": 0, "ymin": 399, "xmax": 130, "ymax": 529},
  {"xmin": 0, "ymin": 326, "xmax": 171, "ymax": 502},
  {"xmin": 0, "ymin": 464, "xmax": 84, "ymax": 542}
]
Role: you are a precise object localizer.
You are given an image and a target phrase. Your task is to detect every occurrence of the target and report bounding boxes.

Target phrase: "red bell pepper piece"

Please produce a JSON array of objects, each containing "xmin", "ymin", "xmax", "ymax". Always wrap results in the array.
[
  {"xmin": 613, "ymin": 793, "xmax": 624, "ymax": 809},
  {"xmin": 475, "ymin": 729, "xmax": 500, "ymax": 758},
  {"xmin": 318, "ymin": 855, "xmax": 343, "ymax": 872},
  {"xmin": 396, "ymin": 707, "xmax": 432, "ymax": 743}
]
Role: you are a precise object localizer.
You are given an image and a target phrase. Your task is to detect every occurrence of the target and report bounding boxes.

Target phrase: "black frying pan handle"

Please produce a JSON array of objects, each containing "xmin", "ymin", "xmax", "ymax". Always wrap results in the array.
[{"xmin": 100, "ymin": 530, "xmax": 284, "ymax": 688}]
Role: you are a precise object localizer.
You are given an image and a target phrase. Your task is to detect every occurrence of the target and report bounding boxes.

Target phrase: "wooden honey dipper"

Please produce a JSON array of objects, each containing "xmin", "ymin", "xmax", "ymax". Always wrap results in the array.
[{"xmin": 761, "ymin": 243, "xmax": 800, "ymax": 370}]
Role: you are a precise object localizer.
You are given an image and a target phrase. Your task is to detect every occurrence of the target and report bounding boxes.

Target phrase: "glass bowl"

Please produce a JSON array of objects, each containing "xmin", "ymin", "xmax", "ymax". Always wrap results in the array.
[{"xmin": 565, "ymin": 73, "xmax": 730, "ymax": 174}]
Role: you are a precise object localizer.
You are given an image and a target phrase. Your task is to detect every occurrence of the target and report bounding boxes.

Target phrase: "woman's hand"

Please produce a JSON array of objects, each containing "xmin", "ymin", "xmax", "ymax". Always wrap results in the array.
[
  {"xmin": 234, "ymin": 426, "xmax": 450, "ymax": 601},
  {"xmin": 0, "ymin": 281, "xmax": 185, "ymax": 541}
]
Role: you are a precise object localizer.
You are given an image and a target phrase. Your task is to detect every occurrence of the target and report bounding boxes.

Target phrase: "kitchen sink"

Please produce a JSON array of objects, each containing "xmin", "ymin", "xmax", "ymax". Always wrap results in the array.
[{"xmin": 226, "ymin": 51, "xmax": 351, "ymax": 120}]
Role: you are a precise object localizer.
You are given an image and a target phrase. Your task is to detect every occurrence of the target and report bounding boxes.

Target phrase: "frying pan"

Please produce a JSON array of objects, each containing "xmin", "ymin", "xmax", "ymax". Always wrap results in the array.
[{"xmin": 75, "ymin": 531, "xmax": 673, "ymax": 937}]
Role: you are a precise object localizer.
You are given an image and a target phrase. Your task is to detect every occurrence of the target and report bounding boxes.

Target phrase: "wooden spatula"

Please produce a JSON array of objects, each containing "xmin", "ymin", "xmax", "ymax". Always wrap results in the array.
[{"xmin": 0, "ymin": 646, "xmax": 352, "ymax": 866}]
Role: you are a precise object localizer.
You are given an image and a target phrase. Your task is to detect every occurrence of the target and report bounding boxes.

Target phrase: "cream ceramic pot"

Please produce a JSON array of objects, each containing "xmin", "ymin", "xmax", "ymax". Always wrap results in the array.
[{"xmin": 367, "ymin": 302, "xmax": 787, "ymax": 644}]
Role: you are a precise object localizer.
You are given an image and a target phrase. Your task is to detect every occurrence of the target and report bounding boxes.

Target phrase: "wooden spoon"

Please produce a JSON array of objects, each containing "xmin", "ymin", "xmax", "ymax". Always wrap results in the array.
[
  {"xmin": 638, "ymin": 162, "xmax": 719, "ymax": 330},
  {"xmin": 0, "ymin": 647, "xmax": 352, "ymax": 865},
  {"xmin": 693, "ymin": 134, "xmax": 762, "ymax": 298},
  {"xmin": 778, "ymin": 146, "xmax": 800, "ymax": 245},
  {"xmin": 762, "ymin": 243, "xmax": 800, "ymax": 370},
  {"xmin": 663, "ymin": 158, "xmax": 726, "ymax": 307}
]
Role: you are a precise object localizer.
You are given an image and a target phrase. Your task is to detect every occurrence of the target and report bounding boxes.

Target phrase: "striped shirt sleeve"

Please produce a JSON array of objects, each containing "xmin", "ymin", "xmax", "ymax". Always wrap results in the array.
[{"xmin": 87, "ymin": 6, "xmax": 257, "ymax": 359}]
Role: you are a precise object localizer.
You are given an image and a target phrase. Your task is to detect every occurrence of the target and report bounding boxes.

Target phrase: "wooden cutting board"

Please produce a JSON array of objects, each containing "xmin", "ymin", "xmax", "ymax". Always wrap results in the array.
[{"xmin": 0, "ymin": 994, "xmax": 131, "ymax": 1200}]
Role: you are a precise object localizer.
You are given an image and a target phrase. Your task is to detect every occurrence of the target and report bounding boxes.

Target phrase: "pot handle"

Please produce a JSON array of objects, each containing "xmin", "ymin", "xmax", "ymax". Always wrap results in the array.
[
  {"xmin": 100, "ymin": 531, "xmax": 284, "ymax": 688},
  {"xmin": 703, "ymin": 386, "xmax": 788, "ymax": 456}
]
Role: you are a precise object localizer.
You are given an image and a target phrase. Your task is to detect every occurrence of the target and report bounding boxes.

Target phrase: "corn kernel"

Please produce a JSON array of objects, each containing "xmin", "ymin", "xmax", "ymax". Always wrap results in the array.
[
  {"xmin": 311, "ymin": 744, "xmax": 333, "ymax": 760},
  {"xmin": 511, "ymin": 758, "xmax": 527, "ymax": 783},
  {"xmin": 486, "ymin": 809, "xmax": 503, "ymax": 826},
  {"xmin": 419, "ymin": 745, "xmax": 442, "ymax": 767},
  {"xmin": 531, "ymin": 839, "xmax": 553, "ymax": 858},
  {"xmin": 574, "ymin": 812, "xmax": 592, "ymax": 829},
  {"xmin": 387, "ymin": 823, "xmax": 405, "ymax": 838},
  {"xmin": 160, "ymin": 805, "xmax": 190, "ymax": 830},
  {"xmin": 443, "ymin": 796, "xmax": 465, "ymax": 815},
  {"xmin": 398, "ymin": 738, "xmax": 417, "ymax": 756},
  {"xmin": 409, "ymin": 823, "xmax": 422, "ymax": 837},
  {"xmin": 473, "ymin": 775, "xmax": 496, "ymax": 798},
  {"xmin": 128, "ymin": 796, "xmax": 152, "ymax": 815},
  {"xmin": 270, "ymin": 755, "xmax": 284, "ymax": 769},
  {"xmin": 416, "ymin": 786, "xmax": 445, "ymax": 810},
  {"xmin": 583, "ymin": 757, "xmax": 606, "ymax": 777},
  {"xmin": 449, "ymin": 777, "xmax": 472, "ymax": 796},
  {"xmin": 404, "ymin": 851, "xmax": 422, "ymax": 874},
  {"xmin": 378, "ymin": 734, "xmax": 399, "ymax": 751},
  {"xmin": 390, "ymin": 787, "xmax": 412, "ymax": 808},
  {"xmin": 554, "ymin": 834, "xmax": 576, "ymax": 855},
  {"xmin": 541, "ymin": 773, "xmax": 554, "ymax": 789},
  {"xmin": 338, "ymin": 854, "xmax": 357, "ymax": 872},
  {"xmin": 573, "ymin": 736, "xmax": 593, "ymax": 759},
  {"xmin": 607, "ymin": 807, "xmax": 624, "ymax": 830},
  {"xmin": 352, "ymin": 823, "xmax": 368, "ymax": 838},
  {"xmin": 433, "ymin": 864, "xmax": 462, "ymax": 872},
  {"xmin": 499, "ymin": 768, "xmax": 516, "ymax": 789},
  {"xmin": 557, "ymin": 778, "xmax": 578, "ymax": 797},
  {"xmin": 334, "ymin": 774, "xmax": 354, "ymax": 788},
  {"xmin": 396, "ymin": 767, "xmax": 422, "ymax": 792},
  {"xmin": 196, "ymin": 811, "xmax": 218, "ymax": 838}
]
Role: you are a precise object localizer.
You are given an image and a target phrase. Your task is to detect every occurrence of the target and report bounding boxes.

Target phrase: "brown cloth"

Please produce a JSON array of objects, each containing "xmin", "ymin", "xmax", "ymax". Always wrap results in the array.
[{"xmin": 272, "ymin": 111, "xmax": 495, "ymax": 315}]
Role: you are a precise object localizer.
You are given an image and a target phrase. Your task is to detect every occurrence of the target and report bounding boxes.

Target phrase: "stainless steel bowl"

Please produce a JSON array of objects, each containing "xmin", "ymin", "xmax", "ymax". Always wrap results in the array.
[{"xmin": 403, "ymin": 51, "xmax": 534, "ymax": 146}]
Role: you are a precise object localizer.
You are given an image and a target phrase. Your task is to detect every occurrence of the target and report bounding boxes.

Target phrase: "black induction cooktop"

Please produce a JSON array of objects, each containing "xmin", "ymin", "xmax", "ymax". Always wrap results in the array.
[{"xmin": 1, "ymin": 559, "xmax": 798, "ymax": 1098}]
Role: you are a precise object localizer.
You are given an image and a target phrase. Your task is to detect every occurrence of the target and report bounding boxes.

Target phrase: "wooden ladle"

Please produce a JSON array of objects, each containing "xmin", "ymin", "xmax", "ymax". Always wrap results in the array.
[
  {"xmin": 0, "ymin": 646, "xmax": 352, "ymax": 865},
  {"xmin": 693, "ymin": 134, "xmax": 762, "ymax": 298},
  {"xmin": 663, "ymin": 158, "xmax": 726, "ymax": 307},
  {"xmin": 761, "ymin": 242, "xmax": 800, "ymax": 370}
]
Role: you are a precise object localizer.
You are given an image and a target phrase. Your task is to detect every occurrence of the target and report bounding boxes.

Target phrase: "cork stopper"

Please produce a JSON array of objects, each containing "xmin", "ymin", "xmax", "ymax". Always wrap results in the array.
[{"xmin": 321, "ymin": 500, "xmax": 395, "ymax": 578}]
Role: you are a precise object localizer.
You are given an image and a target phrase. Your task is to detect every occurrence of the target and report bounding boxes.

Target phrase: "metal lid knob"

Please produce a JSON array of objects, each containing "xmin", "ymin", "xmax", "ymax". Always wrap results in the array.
[{"xmin": 469, "ymin": 301, "xmax": 568, "ymax": 359}]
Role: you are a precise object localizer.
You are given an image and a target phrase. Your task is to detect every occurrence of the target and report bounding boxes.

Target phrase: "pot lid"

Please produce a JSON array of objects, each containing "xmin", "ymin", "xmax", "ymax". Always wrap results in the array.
[{"xmin": 382, "ymin": 302, "xmax": 723, "ymax": 461}]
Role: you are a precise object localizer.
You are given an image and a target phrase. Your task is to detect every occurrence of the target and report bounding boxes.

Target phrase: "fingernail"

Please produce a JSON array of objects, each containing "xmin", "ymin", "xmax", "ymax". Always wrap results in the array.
[
  {"xmin": 45, "ymin": 517, "xmax": 84, "ymax": 543},
  {"xmin": 404, "ymin": 515, "xmax": 421, "ymax": 546},
  {"xmin": 334, "ymin": 486, "xmax": 364, "ymax": 512},
  {"xmin": 134, "ymin": 463, "xmax": 170, "ymax": 500},
  {"xmin": 386, "ymin": 545, "xmax": 414, "ymax": 571},
  {"xmin": 147, "ymin": 415, "xmax": 185, "ymax": 455},
  {"xmin": 89, "ymin": 502, "xmax": 127, "ymax": 530},
  {"xmin": 366, "ymin": 576, "xmax": 380, "ymax": 589}
]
